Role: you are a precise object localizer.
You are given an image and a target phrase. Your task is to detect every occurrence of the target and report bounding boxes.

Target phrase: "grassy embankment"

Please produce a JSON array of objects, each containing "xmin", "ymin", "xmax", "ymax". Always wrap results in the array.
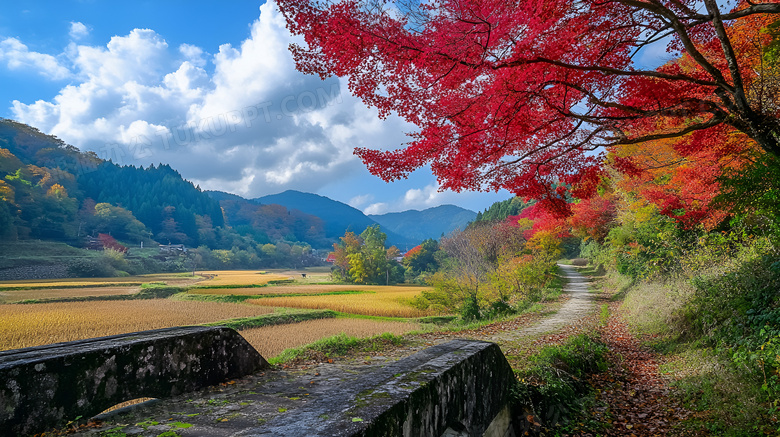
[
  {"xmin": 528, "ymin": 239, "xmax": 780, "ymax": 435},
  {"xmin": 612, "ymin": 240, "xmax": 780, "ymax": 436}
]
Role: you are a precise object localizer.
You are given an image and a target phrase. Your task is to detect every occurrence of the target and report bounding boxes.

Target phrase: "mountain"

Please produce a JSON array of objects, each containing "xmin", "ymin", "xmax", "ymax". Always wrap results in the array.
[
  {"xmin": 253, "ymin": 190, "xmax": 415, "ymax": 247},
  {"xmin": 206, "ymin": 191, "xmax": 329, "ymax": 248},
  {"xmin": 205, "ymin": 190, "xmax": 246, "ymax": 203},
  {"xmin": 369, "ymin": 205, "xmax": 477, "ymax": 242}
]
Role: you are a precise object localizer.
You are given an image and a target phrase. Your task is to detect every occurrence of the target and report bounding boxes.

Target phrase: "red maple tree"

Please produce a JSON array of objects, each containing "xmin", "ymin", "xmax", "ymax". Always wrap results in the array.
[
  {"xmin": 98, "ymin": 233, "xmax": 128, "ymax": 253},
  {"xmin": 507, "ymin": 203, "xmax": 570, "ymax": 240},
  {"xmin": 277, "ymin": 0, "xmax": 780, "ymax": 214},
  {"xmin": 569, "ymin": 196, "xmax": 618, "ymax": 241}
]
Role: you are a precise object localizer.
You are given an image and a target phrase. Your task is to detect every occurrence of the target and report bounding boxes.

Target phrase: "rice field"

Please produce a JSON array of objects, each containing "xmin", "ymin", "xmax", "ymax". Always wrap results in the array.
[
  {"xmin": 0, "ymin": 273, "xmax": 202, "ymax": 290},
  {"xmin": 239, "ymin": 318, "xmax": 420, "ymax": 358},
  {"xmin": 245, "ymin": 286, "xmax": 438, "ymax": 318},
  {"xmin": 0, "ymin": 270, "xmax": 437, "ymax": 354},
  {"xmin": 0, "ymin": 300, "xmax": 276, "ymax": 351},
  {"xmin": 194, "ymin": 270, "xmax": 293, "ymax": 287},
  {"xmin": 0, "ymin": 286, "xmax": 141, "ymax": 303},
  {"xmin": 189, "ymin": 284, "xmax": 430, "ymax": 296}
]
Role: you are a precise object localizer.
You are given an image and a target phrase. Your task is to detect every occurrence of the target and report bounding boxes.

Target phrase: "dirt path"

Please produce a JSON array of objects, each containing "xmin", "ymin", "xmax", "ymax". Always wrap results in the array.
[
  {"xmin": 489, "ymin": 263, "xmax": 596, "ymax": 342},
  {"xmin": 569, "ymin": 300, "xmax": 696, "ymax": 436}
]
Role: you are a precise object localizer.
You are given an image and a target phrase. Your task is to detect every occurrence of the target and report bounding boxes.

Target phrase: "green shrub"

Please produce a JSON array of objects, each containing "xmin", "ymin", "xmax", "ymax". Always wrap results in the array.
[
  {"xmin": 484, "ymin": 300, "xmax": 513, "ymax": 319},
  {"xmin": 66, "ymin": 258, "xmax": 115, "ymax": 277},
  {"xmin": 513, "ymin": 333, "xmax": 609, "ymax": 428},
  {"xmin": 459, "ymin": 294, "xmax": 481, "ymax": 321},
  {"xmin": 100, "ymin": 248, "xmax": 128, "ymax": 271}
]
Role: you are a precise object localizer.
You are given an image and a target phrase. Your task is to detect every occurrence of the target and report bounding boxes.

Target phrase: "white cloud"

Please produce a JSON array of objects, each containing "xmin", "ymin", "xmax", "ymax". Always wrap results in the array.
[
  {"xmin": 402, "ymin": 183, "xmax": 445, "ymax": 209},
  {"xmin": 348, "ymin": 194, "xmax": 374, "ymax": 208},
  {"xmin": 178, "ymin": 43, "xmax": 206, "ymax": 68},
  {"xmin": 10, "ymin": 1, "xmax": 414, "ymax": 198},
  {"xmin": 73, "ymin": 29, "xmax": 170, "ymax": 86},
  {"xmin": 364, "ymin": 202, "xmax": 389, "ymax": 215},
  {"xmin": 0, "ymin": 38, "xmax": 71, "ymax": 80},
  {"xmin": 69, "ymin": 22, "xmax": 90, "ymax": 40}
]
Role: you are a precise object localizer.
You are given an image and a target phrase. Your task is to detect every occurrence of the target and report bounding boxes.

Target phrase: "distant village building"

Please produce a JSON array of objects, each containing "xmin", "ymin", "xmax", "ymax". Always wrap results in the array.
[
  {"xmin": 85, "ymin": 236, "xmax": 103, "ymax": 250},
  {"xmin": 325, "ymin": 252, "xmax": 337, "ymax": 263},
  {"xmin": 159, "ymin": 243, "xmax": 187, "ymax": 254}
]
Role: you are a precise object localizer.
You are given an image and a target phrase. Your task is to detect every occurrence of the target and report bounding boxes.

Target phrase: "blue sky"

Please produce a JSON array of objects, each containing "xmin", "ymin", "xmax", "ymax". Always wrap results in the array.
[{"xmin": 0, "ymin": 0, "xmax": 514, "ymax": 214}]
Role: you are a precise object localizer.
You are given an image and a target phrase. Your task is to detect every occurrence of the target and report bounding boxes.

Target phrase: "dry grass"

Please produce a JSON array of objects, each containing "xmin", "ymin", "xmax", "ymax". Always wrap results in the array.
[
  {"xmin": 140, "ymin": 273, "xmax": 205, "ymax": 286},
  {"xmin": 621, "ymin": 274, "xmax": 694, "ymax": 335},
  {"xmin": 194, "ymin": 270, "xmax": 292, "ymax": 287},
  {"xmin": 245, "ymin": 286, "xmax": 436, "ymax": 317},
  {"xmin": 265, "ymin": 268, "xmax": 332, "ymax": 284},
  {"xmin": 0, "ymin": 286, "xmax": 140, "ymax": 303},
  {"xmin": 240, "ymin": 318, "xmax": 420, "ymax": 358},
  {"xmin": 0, "ymin": 300, "xmax": 276, "ymax": 351}
]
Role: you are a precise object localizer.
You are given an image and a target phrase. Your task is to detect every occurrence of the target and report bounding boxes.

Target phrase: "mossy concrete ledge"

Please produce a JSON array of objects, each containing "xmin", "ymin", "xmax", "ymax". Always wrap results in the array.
[
  {"xmin": 250, "ymin": 339, "xmax": 516, "ymax": 437},
  {"xmin": 0, "ymin": 326, "xmax": 268, "ymax": 436}
]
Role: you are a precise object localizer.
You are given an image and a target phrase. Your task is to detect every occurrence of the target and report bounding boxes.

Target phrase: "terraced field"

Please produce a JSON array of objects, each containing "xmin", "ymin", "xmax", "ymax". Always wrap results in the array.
[
  {"xmin": 0, "ymin": 299, "xmax": 277, "ymax": 351},
  {"xmin": 0, "ymin": 269, "xmax": 438, "ymax": 358},
  {"xmin": 245, "ymin": 286, "xmax": 435, "ymax": 318}
]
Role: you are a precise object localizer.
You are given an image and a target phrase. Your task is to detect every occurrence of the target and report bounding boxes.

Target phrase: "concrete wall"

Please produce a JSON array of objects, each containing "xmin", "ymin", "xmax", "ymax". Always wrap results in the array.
[
  {"xmin": 0, "ymin": 326, "xmax": 267, "ymax": 436},
  {"xmin": 252, "ymin": 339, "xmax": 517, "ymax": 437}
]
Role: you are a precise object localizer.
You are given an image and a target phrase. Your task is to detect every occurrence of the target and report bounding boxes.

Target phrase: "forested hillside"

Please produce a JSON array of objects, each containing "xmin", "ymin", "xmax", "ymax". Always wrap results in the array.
[
  {"xmin": 217, "ymin": 195, "xmax": 329, "ymax": 248},
  {"xmin": 0, "ymin": 119, "xmax": 328, "ymax": 272},
  {"xmin": 0, "ymin": 119, "xmax": 226, "ymax": 246},
  {"xmin": 78, "ymin": 163, "xmax": 224, "ymax": 245},
  {"xmin": 471, "ymin": 197, "xmax": 531, "ymax": 224}
]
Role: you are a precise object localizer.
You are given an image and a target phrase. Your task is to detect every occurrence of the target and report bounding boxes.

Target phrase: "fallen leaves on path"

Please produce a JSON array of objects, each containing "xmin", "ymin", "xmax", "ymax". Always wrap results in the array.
[{"xmin": 561, "ymin": 301, "xmax": 698, "ymax": 437}]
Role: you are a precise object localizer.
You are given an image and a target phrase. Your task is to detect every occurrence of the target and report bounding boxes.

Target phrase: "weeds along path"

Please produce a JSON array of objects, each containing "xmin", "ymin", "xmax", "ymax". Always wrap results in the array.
[{"xmin": 489, "ymin": 263, "xmax": 596, "ymax": 342}]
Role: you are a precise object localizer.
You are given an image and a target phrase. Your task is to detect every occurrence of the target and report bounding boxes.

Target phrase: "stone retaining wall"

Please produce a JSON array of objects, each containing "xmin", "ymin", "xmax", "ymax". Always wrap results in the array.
[
  {"xmin": 0, "ymin": 326, "xmax": 267, "ymax": 436},
  {"xmin": 0, "ymin": 263, "xmax": 70, "ymax": 281}
]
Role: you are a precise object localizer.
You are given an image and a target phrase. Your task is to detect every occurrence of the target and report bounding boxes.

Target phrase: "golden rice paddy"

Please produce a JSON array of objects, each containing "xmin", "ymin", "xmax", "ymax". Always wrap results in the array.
[
  {"xmin": 0, "ymin": 273, "xmax": 203, "ymax": 289},
  {"xmin": 0, "ymin": 286, "xmax": 141, "ymax": 303},
  {"xmin": 0, "ymin": 300, "xmax": 276, "ymax": 351},
  {"xmin": 190, "ymin": 284, "xmax": 429, "ymax": 296},
  {"xmin": 194, "ymin": 270, "xmax": 292, "ymax": 287},
  {"xmin": 0, "ymin": 271, "xmax": 437, "ymax": 354},
  {"xmin": 245, "ymin": 286, "xmax": 437, "ymax": 318},
  {"xmin": 240, "ymin": 317, "xmax": 420, "ymax": 358}
]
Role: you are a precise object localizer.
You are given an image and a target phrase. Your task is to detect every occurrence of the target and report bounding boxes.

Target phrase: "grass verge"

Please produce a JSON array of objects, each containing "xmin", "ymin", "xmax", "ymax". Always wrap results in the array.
[
  {"xmin": 12, "ymin": 285, "xmax": 187, "ymax": 304},
  {"xmin": 268, "ymin": 332, "xmax": 407, "ymax": 366},
  {"xmin": 613, "ymin": 254, "xmax": 780, "ymax": 436},
  {"xmin": 202, "ymin": 310, "xmax": 338, "ymax": 331},
  {"xmin": 170, "ymin": 290, "xmax": 371, "ymax": 305},
  {"xmin": 0, "ymin": 282, "xmax": 142, "ymax": 291}
]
